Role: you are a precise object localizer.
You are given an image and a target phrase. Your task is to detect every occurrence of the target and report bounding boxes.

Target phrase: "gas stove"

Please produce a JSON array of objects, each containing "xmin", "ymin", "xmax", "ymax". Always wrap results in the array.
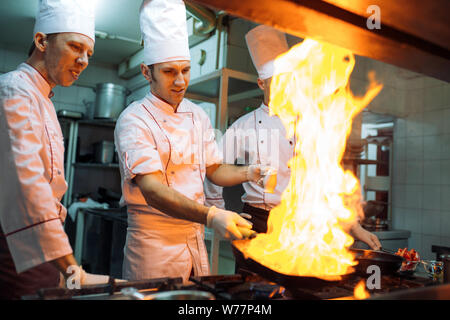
[{"xmin": 23, "ymin": 269, "xmax": 434, "ymax": 300}]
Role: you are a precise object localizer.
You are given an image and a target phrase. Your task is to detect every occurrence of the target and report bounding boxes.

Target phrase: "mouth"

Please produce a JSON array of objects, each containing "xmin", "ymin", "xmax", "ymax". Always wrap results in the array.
[
  {"xmin": 171, "ymin": 89, "xmax": 185, "ymax": 95},
  {"xmin": 70, "ymin": 70, "xmax": 80, "ymax": 80}
]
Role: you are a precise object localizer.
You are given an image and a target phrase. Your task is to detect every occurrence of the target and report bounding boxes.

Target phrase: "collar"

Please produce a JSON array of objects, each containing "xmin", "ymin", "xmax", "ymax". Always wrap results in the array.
[
  {"xmin": 20, "ymin": 63, "xmax": 54, "ymax": 99},
  {"xmin": 145, "ymin": 91, "xmax": 188, "ymax": 114},
  {"xmin": 260, "ymin": 102, "xmax": 269, "ymax": 114}
]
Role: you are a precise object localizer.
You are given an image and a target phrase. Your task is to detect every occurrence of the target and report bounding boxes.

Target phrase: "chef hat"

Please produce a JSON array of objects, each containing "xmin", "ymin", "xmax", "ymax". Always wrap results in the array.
[
  {"xmin": 33, "ymin": 0, "xmax": 96, "ymax": 42},
  {"xmin": 140, "ymin": 0, "xmax": 190, "ymax": 65},
  {"xmin": 245, "ymin": 25, "xmax": 289, "ymax": 80}
]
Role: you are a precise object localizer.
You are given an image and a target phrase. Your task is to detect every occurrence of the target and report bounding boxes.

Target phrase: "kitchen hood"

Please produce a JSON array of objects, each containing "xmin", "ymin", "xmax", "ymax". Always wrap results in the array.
[{"xmin": 190, "ymin": 0, "xmax": 450, "ymax": 82}]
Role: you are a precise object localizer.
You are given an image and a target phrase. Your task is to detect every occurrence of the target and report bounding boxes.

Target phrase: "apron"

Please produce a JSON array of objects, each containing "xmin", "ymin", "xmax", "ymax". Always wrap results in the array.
[{"xmin": 122, "ymin": 210, "xmax": 209, "ymax": 283}]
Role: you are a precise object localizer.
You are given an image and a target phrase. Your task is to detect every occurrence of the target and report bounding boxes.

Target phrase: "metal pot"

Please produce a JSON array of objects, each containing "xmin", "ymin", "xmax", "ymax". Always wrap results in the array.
[
  {"xmin": 93, "ymin": 83, "xmax": 131, "ymax": 120},
  {"xmin": 93, "ymin": 141, "xmax": 115, "ymax": 164}
]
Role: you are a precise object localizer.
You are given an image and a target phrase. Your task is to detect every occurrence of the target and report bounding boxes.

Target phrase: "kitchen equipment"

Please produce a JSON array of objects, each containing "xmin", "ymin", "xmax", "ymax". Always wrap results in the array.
[
  {"xmin": 441, "ymin": 254, "xmax": 450, "ymax": 284},
  {"xmin": 93, "ymin": 141, "xmax": 115, "ymax": 164},
  {"xmin": 121, "ymin": 287, "xmax": 214, "ymax": 300},
  {"xmin": 350, "ymin": 248, "xmax": 404, "ymax": 276},
  {"xmin": 25, "ymin": 271, "xmax": 436, "ymax": 300},
  {"xmin": 231, "ymin": 240, "xmax": 354, "ymax": 291},
  {"xmin": 57, "ymin": 109, "xmax": 83, "ymax": 119},
  {"xmin": 93, "ymin": 83, "xmax": 131, "ymax": 120},
  {"xmin": 422, "ymin": 260, "xmax": 444, "ymax": 280}
]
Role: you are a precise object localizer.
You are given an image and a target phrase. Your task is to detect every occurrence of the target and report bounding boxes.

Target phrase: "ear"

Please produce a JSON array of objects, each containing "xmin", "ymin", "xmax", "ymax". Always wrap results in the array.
[
  {"xmin": 34, "ymin": 32, "xmax": 48, "ymax": 52},
  {"xmin": 257, "ymin": 78, "xmax": 265, "ymax": 91},
  {"xmin": 140, "ymin": 63, "xmax": 152, "ymax": 83}
]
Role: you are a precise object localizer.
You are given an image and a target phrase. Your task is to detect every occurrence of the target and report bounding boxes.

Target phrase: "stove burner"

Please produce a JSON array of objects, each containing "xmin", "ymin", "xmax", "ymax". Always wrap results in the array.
[{"xmin": 24, "ymin": 270, "xmax": 433, "ymax": 300}]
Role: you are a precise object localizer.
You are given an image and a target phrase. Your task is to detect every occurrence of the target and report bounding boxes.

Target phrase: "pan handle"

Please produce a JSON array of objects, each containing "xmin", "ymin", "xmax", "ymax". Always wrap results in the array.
[{"xmin": 379, "ymin": 247, "xmax": 396, "ymax": 254}]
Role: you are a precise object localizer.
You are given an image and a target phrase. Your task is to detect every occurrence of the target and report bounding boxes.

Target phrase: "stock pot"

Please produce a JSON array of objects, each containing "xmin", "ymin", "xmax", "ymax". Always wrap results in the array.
[{"xmin": 93, "ymin": 83, "xmax": 131, "ymax": 120}]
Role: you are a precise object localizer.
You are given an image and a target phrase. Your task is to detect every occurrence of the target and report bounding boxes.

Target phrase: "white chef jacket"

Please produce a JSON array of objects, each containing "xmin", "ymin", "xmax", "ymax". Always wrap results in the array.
[
  {"xmin": 0, "ymin": 63, "xmax": 72, "ymax": 273},
  {"xmin": 114, "ymin": 91, "xmax": 222, "ymax": 282},
  {"xmin": 205, "ymin": 103, "xmax": 295, "ymax": 211}
]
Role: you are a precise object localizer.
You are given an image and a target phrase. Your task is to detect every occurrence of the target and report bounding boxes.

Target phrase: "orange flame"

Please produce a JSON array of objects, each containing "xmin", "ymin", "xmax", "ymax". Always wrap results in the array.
[
  {"xmin": 354, "ymin": 280, "xmax": 370, "ymax": 299},
  {"xmin": 235, "ymin": 39, "xmax": 383, "ymax": 280}
]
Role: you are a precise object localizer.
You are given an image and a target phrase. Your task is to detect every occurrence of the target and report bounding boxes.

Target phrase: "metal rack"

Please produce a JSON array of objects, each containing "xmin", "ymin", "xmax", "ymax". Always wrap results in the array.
[
  {"xmin": 60, "ymin": 118, "xmax": 118, "ymax": 207},
  {"xmin": 186, "ymin": 67, "xmax": 261, "ymax": 132}
]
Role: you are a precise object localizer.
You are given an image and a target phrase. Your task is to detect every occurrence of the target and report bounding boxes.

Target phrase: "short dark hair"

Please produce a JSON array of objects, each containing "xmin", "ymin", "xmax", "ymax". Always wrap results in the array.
[
  {"xmin": 28, "ymin": 33, "xmax": 57, "ymax": 57},
  {"xmin": 147, "ymin": 64, "xmax": 156, "ymax": 82}
]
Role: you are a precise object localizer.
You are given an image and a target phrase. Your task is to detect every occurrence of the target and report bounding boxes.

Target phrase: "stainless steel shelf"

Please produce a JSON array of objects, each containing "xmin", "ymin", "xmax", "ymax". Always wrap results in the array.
[
  {"xmin": 73, "ymin": 162, "xmax": 119, "ymax": 169},
  {"xmin": 185, "ymin": 67, "xmax": 261, "ymax": 132}
]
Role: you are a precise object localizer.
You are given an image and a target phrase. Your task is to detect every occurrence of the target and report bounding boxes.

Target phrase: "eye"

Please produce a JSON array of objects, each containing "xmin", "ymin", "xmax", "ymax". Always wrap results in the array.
[{"xmin": 70, "ymin": 43, "xmax": 81, "ymax": 52}]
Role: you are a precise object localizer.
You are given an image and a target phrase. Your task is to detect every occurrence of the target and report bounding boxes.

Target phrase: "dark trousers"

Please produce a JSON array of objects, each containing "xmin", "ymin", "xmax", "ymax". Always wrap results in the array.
[
  {"xmin": 0, "ymin": 225, "xmax": 60, "ymax": 300},
  {"xmin": 235, "ymin": 203, "xmax": 270, "ymax": 274}
]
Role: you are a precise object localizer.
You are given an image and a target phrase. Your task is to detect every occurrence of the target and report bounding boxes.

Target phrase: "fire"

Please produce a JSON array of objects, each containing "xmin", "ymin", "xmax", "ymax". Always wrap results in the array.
[
  {"xmin": 234, "ymin": 39, "xmax": 383, "ymax": 280},
  {"xmin": 354, "ymin": 280, "xmax": 370, "ymax": 299}
]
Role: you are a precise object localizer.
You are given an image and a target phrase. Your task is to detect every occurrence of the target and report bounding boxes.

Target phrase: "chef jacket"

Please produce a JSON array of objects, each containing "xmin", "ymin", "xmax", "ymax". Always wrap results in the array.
[
  {"xmin": 0, "ymin": 63, "xmax": 72, "ymax": 273},
  {"xmin": 205, "ymin": 103, "xmax": 295, "ymax": 211},
  {"xmin": 114, "ymin": 91, "xmax": 222, "ymax": 281}
]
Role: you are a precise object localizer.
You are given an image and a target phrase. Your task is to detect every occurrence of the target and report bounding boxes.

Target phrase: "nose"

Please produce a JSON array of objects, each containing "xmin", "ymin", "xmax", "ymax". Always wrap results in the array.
[
  {"xmin": 174, "ymin": 72, "xmax": 186, "ymax": 87},
  {"xmin": 77, "ymin": 52, "xmax": 89, "ymax": 69}
]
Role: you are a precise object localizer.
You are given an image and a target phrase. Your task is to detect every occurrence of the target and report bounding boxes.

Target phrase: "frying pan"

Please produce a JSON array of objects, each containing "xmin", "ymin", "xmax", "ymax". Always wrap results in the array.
[
  {"xmin": 231, "ymin": 242, "xmax": 405, "ymax": 290},
  {"xmin": 231, "ymin": 241, "xmax": 354, "ymax": 290},
  {"xmin": 350, "ymin": 248, "xmax": 405, "ymax": 276}
]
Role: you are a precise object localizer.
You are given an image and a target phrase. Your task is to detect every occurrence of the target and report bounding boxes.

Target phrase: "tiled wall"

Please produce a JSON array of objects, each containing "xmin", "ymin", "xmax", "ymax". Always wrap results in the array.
[
  {"xmin": 392, "ymin": 76, "xmax": 450, "ymax": 260},
  {"xmin": 348, "ymin": 54, "xmax": 450, "ymax": 259}
]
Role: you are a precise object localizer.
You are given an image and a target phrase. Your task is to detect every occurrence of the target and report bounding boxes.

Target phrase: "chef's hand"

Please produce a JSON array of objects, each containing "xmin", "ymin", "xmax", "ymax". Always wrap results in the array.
[
  {"xmin": 247, "ymin": 164, "xmax": 275, "ymax": 187},
  {"xmin": 351, "ymin": 224, "xmax": 382, "ymax": 250},
  {"xmin": 207, "ymin": 206, "xmax": 253, "ymax": 240}
]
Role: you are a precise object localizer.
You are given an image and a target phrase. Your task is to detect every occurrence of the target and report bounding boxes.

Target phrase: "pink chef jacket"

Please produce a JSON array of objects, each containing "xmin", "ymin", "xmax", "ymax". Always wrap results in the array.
[
  {"xmin": 0, "ymin": 63, "xmax": 72, "ymax": 273},
  {"xmin": 114, "ymin": 91, "xmax": 222, "ymax": 282}
]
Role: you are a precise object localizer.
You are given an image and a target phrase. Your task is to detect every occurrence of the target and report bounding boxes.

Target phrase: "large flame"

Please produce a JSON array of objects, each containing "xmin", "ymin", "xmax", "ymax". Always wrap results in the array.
[{"xmin": 235, "ymin": 39, "xmax": 383, "ymax": 280}]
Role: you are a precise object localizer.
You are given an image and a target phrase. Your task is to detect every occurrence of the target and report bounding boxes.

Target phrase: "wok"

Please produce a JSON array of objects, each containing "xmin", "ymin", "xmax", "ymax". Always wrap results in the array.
[{"xmin": 231, "ymin": 242, "xmax": 405, "ymax": 290}]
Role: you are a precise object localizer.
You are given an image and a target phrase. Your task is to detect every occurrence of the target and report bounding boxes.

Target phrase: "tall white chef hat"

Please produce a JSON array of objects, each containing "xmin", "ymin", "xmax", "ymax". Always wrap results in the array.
[
  {"xmin": 33, "ymin": 0, "xmax": 96, "ymax": 42},
  {"xmin": 245, "ymin": 25, "xmax": 289, "ymax": 80},
  {"xmin": 140, "ymin": 0, "xmax": 191, "ymax": 66}
]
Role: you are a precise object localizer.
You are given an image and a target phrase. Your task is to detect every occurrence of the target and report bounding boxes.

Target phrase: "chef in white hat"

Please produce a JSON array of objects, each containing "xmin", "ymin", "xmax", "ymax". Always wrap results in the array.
[
  {"xmin": 114, "ymin": 0, "xmax": 270, "ymax": 282},
  {"xmin": 0, "ymin": 0, "xmax": 111, "ymax": 299},
  {"xmin": 204, "ymin": 25, "xmax": 382, "ymax": 254}
]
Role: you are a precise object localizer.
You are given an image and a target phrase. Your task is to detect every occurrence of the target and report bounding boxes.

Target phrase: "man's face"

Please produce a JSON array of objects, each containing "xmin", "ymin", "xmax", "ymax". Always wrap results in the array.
[
  {"xmin": 257, "ymin": 77, "xmax": 272, "ymax": 105},
  {"xmin": 142, "ymin": 60, "xmax": 191, "ymax": 108},
  {"xmin": 44, "ymin": 32, "xmax": 94, "ymax": 87}
]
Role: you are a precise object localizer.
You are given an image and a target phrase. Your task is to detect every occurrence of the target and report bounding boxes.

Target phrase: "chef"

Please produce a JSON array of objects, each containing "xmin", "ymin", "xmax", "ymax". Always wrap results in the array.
[
  {"xmin": 114, "ymin": 0, "xmax": 268, "ymax": 283},
  {"xmin": 205, "ymin": 25, "xmax": 382, "ymax": 251},
  {"xmin": 0, "ymin": 0, "xmax": 111, "ymax": 300}
]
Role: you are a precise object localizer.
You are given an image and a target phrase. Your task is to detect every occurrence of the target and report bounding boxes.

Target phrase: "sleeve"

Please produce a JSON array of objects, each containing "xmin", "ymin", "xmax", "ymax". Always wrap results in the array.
[
  {"xmin": 0, "ymin": 83, "xmax": 72, "ymax": 273},
  {"xmin": 203, "ymin": 177, "xmax": 225, "ymax": 209},
  {"xmin": 114, "ymin": 111, "xmax": 164, "ymax": 182}
]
